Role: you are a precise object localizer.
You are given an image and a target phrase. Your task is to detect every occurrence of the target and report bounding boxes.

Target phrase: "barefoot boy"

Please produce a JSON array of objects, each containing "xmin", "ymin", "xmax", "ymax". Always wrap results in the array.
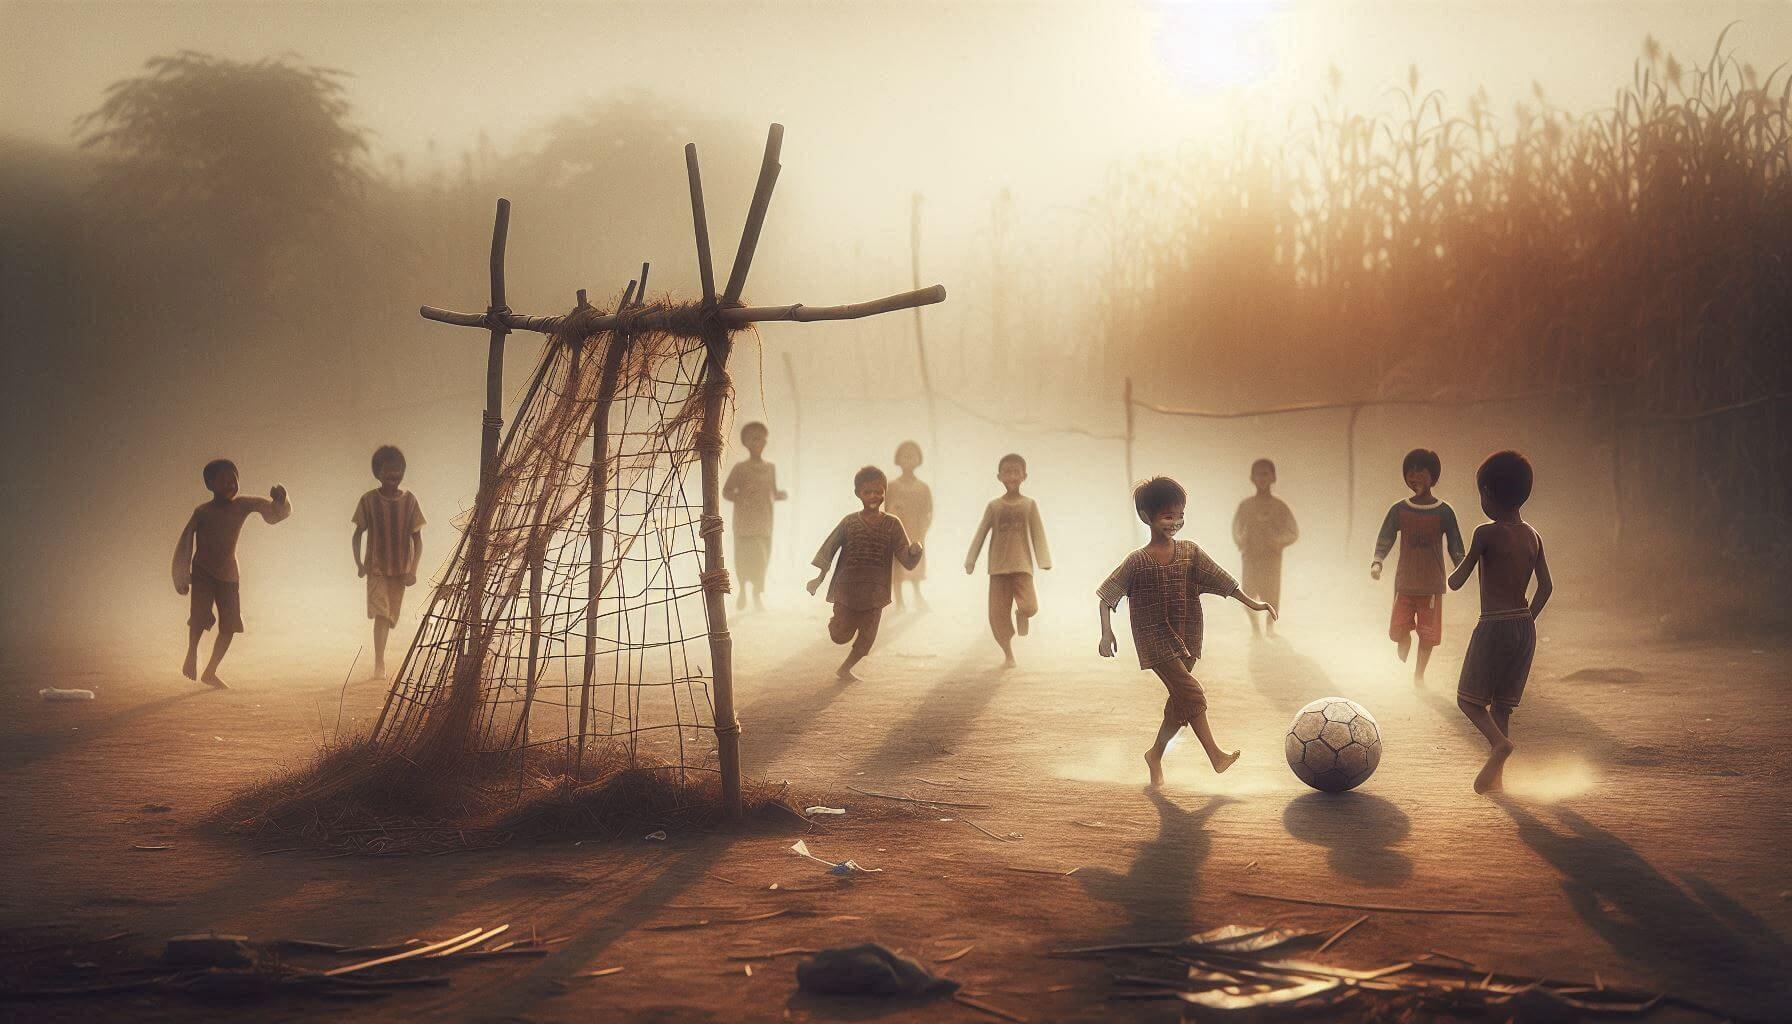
[
  {"xmin": 1448, "ymin": 450, "xmax": 1552, "ymax": 794},
  {"xmin": 172, "ymin": 459, "xmax": 290, "ymax": 688},
  {"xmin": 808, "ymin": 466, "xmax": 923, "ymax": 681},
  {"xmin": 1370, "ymin": 448, "xmax": 1465, "ymax": 683},
  {"xmin": 352, "ymin": 445, "xmax": 426, "ymax": 679},
  {"xmin": 1098, "ymin": 476, "xmax": 1275, "ymax": 789},
  {"xmin": 723, "ymin": 421, "xmax": 786, "ymax": 611},
  {"xmin": 885, "ymin": 440, "xmax": 932, "ymax": 612},
  {"xmin": 1231, "ymin": 458, "xmax": 1298, "ymax": 636},
  {"xmin": 965, "ymin": 453, "xmax": 1051, "ymax": 667}
]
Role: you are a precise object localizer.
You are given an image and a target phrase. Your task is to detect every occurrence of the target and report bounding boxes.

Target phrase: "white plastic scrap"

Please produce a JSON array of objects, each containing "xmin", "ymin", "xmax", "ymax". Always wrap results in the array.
[
  {"xmin": 39, "ymin": 688, "xmax": 96, "ymax": 701},
  {"xmin": 790, "ymin": 839, "xmax": 883, "ymax": 875},
  {"xmin": 804, "ymin": 806, "xmax": 847, "ymax": 816}
]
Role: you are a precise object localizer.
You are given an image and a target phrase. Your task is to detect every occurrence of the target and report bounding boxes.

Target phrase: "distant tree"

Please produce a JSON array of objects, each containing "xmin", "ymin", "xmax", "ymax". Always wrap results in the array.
[{"xmin": 76, "ymin": 51, "xmax": 369, "ymax": 247}]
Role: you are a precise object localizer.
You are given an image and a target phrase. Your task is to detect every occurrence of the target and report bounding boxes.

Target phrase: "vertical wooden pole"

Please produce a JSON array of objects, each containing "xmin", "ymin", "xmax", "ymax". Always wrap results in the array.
[
  {"xmin": 910, "ymin": 192, "xmax": 939, "ymax": 458},
  {"xmin": 578, "ymin": 280, "xmax": 635, "ymax": 765},
  {"xmin": 1122, "ymin": 376, "xmax": 1135, "ymax": 488},
  {"xmin": 455, "ymin": 198, "xmax": 511, "ymax": 718},
  {"xmin": 685, "ymin": 145, "xmax": 716, "ymax": 305},
  {"xmin": 704, "ymin": 124, "xmax": 784, "ymax": 820},
  {"xmin": 1611, "ymin": 384, "xmax": 1624, "ymax": 546},
  {"xmin": 1344, "ymin": 404, "xmax": 1361, "ymax": 555},
  {"xmin": 782, "ymin": 351, "xmax": 803, "ymax": 579}
]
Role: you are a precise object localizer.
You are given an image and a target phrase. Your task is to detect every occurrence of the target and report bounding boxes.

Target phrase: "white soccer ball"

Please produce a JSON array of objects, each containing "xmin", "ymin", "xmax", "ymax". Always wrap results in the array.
[{"xmin": 1284, "ymin": 697, "xmax": 1382, "ymax": 793}]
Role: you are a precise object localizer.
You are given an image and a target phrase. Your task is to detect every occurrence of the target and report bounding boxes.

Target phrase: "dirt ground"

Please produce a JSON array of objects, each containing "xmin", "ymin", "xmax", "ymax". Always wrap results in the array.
[{"xmin": 4, "ymin": 562, "xmax": 1790, "ymax": 1022}]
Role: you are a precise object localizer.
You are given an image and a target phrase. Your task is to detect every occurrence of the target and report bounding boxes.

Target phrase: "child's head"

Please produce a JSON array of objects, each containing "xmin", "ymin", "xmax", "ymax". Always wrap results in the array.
[
  {"xmin": 1476, "ymin": 449, "xmax": 1533, "ymax": 516},
  {"xmin": 997, "ymin": 453, "xmax": 1027, "ymax": 490},
  {"xmin": 202, "ymin": 458, "xmax": 239, "ymax": 499},
  {"xmin": 1250, "ymin": 458, "xmax": 1277, "ymax": 490},
  {"xmin": 371, "ymin": 444, "xmax": 407, "ymax": 487},
  {"xmin": 853, "ymin": 465, "xmax": 887, "ymax": 508},
  {"xmin": 1401, "ymin": 448, "xmax": 1441, "ymax": 494},
  {"xmin": 740, "ymin": 421, "xmax": 768, "ymax": 455},
  {"xmin": 894, "ymin": 440, "xmax": 923, "ymax": 472},
  {"xmin": 1133, "ymin": 475, "xmax": 1187, "ymax": 534}
]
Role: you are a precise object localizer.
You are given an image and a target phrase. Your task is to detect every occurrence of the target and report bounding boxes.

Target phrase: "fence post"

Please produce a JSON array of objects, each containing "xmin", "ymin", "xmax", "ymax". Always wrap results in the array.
[{"xmin": 1344, "ymin": 404, "xmax": 1360, "ymax": 555}]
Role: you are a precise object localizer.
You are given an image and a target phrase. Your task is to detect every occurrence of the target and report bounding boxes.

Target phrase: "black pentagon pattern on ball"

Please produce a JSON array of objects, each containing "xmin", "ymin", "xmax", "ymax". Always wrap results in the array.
[{"xmin": 1284, "ymin": 697, "xmax": 1382, "ymax": 793}]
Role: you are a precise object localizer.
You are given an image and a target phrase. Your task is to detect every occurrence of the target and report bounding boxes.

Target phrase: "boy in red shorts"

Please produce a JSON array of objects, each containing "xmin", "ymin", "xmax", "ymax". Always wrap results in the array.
[{"xmin": 1370, "ymin": 448, "xmax": 1464, "ymax": 683}]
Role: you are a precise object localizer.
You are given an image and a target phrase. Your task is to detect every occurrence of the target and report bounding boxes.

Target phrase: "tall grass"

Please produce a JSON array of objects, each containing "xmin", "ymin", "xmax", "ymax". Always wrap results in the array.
[{"xmin": 1097, "ymin": 33, "xmax": 1791, "ymax": 567}]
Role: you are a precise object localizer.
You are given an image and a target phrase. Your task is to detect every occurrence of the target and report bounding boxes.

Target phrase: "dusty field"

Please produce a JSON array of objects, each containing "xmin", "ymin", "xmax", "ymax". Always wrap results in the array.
[{"xmin": 3, "ymin": 563, "xmax": 1790, "ymax": 1022}]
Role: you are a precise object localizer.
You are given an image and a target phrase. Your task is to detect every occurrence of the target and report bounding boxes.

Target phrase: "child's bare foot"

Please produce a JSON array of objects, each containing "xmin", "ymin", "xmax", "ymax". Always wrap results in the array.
[
  {"xmin": 1001, "ymin": 655, "xmax": 1017, "ymax": 670},
  {"xmin": 1413, "ymin": 668, "xmax": 1426, "ymax": 685},
  {"xmin": 1211, "ymin": 749, "xmax": 1241, "ymax": 774},
  {"xmin": 1144, "ymin": 749, "xmax": 1165, "ymax": 790},
  {"xmin": 200, "ymin": 672, "xmax": 229, "ymax": 690},
  {"xmin": 1016, "ymin": 613, "xmax": 1030, "ymax": 637},
  {"xmin": 836, "ymin": 664, "xmax": 862, "ymax": 682},
  {"xmin": 182, "ymin": 652, "xmax": 198, "ymax": 680},
  {"xmin": 1475, "ymin": 740, "xmax": 1514, "ymax": 794},
  {"xmin": 1396, "ymin": 636, "xmax": 1412, "ymax": 662}
]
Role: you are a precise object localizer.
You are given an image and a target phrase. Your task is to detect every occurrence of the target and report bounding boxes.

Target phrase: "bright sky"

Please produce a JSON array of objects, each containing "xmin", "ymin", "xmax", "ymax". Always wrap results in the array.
[{"xmin": 5, "ymin": 0, "xmax": 1788, "ymax": 254}]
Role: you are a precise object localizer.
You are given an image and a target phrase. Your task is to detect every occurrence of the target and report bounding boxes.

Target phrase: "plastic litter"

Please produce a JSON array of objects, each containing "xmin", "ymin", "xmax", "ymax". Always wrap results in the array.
[
  {"xmin": 795, "ymin": 943, "xmax": 958, "ymax": 997},
  {"xmin": 39, "ymin": 688, "xmax": 95, "ymax": 701},
  {"xmin": 644, "ymin": 831, "xmax": 668, "ymax": 841},
  {"xmin": 790, "ymin": 839, "xmax": 882, "ymax": 875},
  {"xmin": 805, "ymin": 806, "xmax": 847, "ymax": 816}
]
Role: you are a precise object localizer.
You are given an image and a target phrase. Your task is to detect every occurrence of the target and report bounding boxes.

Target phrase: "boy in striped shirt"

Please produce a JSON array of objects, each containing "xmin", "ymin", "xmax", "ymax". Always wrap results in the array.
[
  {"xmin": 1370, "ymin": 448, "xmax": 1465, "ymax": 683},
  {"xmin": 352, "ymin": 445, "xmax": 426, "ymax": 678}
]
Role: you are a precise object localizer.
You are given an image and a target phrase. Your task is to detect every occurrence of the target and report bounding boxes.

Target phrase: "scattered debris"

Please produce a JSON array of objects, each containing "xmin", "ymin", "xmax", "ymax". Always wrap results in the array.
[
  {"xmin": 644, "ymin": 831, "xmax": 668, "ymax": 841},
  {"xmin": 1231, "ymin": 889, "xmax": 1517, "ymax": 916},
  {"xmin": 1316, "ymin": 915, "xmax": 1368, "ymax": 954},
  {"xmin": 935, "ymin": 944, "xmax": 976, "ymax": 963},
  {"xmin": 790, "ymin": 839, "xmax": 882, "ymax": 875},
  {"xmin": 847, "ymin": 785, "xmax": 991, "ymax": 809},
  {"xmin": 130, "ymin": 844, "xmax": 172, "ymax": 852},
  {"xmin": 954, "ymin": 991, "xmax": 1029, "ymax": 1022},
  {"xmin": 1004, "ymin": 865, "xmax": 1080, "ymax": 877},
  {"xmin": 647, "ymin": 909, "xmax": 810, "ymax": 932},
  {"xmin": 39, "ymin": 688, "xmax": 96, "ymax": 701},
  {"xmin": 575, "ymin": 966, "xmax": 624, "ymax": 978},
  {"xmin": 961, "ymin": 819, "xmax": 1018, "ymax": 843},
  {"xmin": 795, "ymin": 943, "xmax": 959, "ymax": 997},
  {"xmin": 727, "ymin": 948, "xmax": 819, "ymax": 961},
  {"xmin": 804, "ymin": 806, "xmax": 847, "ymax": 816}
]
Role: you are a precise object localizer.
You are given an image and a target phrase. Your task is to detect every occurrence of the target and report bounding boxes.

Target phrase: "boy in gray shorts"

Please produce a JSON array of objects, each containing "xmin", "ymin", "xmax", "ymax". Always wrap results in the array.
[{"xmin": 1447, "ymin": 450, "xmax": 1554, "ymax": 794}]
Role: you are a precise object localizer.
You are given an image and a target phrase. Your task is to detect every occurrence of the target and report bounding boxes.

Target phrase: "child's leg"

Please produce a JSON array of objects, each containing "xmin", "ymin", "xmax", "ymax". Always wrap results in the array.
[
  {"xmin": 184, "ymin": 625, "xmax": 204, "ymax": 680},
  {"xmin": 987, "ymin": 576, "xmax": 1016, "ymax": 663},
  {"xmin": 837, "ymin": 608, "xmax": 882, "ymax": 680},
  {"xmin": 1013, "ymin": 573, "xmax": 1038, "ymax": 637},
  {"xmin": 202, "ymin": 631, "xmax": 234, "ymax": 688},
  {"xmin": 1414, "ymin": 643, "xmax": 1433, "ymax": 681},
  {"xmin": 1245, "ymin": 607, "xmax": 1262, "ymax": 634},
  {"xmin": 1414, "ymin": 596, "xmax": 1442, "ymax": 681},
  {"xmin": 1390, "ymin": 594, "xmax": 1414, "ymax": 661},
  {"xmin": 1151, "ymin": 661, "xmax": 1239, "ymax": 772},
  {"xmin": 1143, "ymin": 709, "xmax": 1180, "ymax": 789},
  {"xmin": 1457, "ymin": 696, "xmax": 1513, "ymax": 794},
  {"xmin": 373, "ymin": 618, "xmax": 391, "ymax": 675}
]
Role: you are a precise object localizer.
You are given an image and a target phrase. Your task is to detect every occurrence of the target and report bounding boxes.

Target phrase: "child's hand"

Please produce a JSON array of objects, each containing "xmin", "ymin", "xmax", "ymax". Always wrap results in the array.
[
  {"xmin": 806, "ymin": 575, "xmax": 823, "ymax": 596},
  {"xmin": 1098, "ymin": 630, "xmax": 1117, "ymax": 658},
  {"xmin": 356, "ymin": 563, "xmax": 367, "ymax": 579},
  {"xmin": 964, "ymin": 561, "xmax": 976, "ymax": 575},
  {"xmin": 775, "ymin": 490, "xmax": 788, "ymax": 501},
  {"xmin": 403, "ymin": 572, "xmax": 417, "ymax": 587},
  {"xmin": 271, "ymin": 484, "xmax": 288, "ymax": 505},
  {"xmin": 1263, "ymin": 601, "xmax": 1279, "ymax": 622},
  {"xmin": 907, "ymin": 542, "xmax": 923, "ymax": 561},
  {"xmin": 1369, "ymin": 561, "xmax": 1383, "ymax": 581},
  {"xmin": 175, "ymin": 578, "xmax": 190, "ymax": 596}
]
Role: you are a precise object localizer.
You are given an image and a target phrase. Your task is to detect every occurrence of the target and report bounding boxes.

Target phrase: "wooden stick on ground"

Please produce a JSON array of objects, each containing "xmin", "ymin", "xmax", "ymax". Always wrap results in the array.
[
  {"xmin": 1231, "ymin": 890, "xmax": 1517, "ymax": 916},
  {"xmin": 847, "ymin": 785, "xmax": 991, "ymax": 809},
  {"xmin": 325, "ymin": 927, "xmax": 487, "ymax": 976}
]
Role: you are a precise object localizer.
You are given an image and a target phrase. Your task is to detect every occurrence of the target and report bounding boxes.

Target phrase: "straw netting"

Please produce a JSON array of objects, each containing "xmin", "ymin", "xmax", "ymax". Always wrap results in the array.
[{"xmin": 375, "ymin": 300, "xmax": 727, "ymax": 772}]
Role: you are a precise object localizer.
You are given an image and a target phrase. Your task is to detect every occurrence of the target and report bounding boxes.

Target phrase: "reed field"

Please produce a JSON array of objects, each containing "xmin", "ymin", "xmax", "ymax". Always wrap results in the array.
[{"xmin": 1097, "ymin": 34, "xmax": 1791, "ymax": 571}]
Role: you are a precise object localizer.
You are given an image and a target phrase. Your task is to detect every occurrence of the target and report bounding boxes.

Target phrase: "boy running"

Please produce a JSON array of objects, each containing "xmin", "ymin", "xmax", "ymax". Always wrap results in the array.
[
  {"xmin": 1449, "ymin": 450, "xmax": 1553, "ymax": 794},
  {"xmin": 722, "ymin": 421, "xmax": 786, "ymax": 611},
  {"xmin": 965, "ymin": 453, "xmax": 1051, "ymax": 667},
  {"xmin": 172, "ymin": 459, "xmax": 291, "ymax": 688},
  {"xmin": 808, "ymin": 466, "xmax": 923, "ymax": 681},
  {"xmin": 1371, "ymin": 448, "xmax": 1465, "ymax": 683},
  {"xmin": 1098, "ymin": 476, "xmax": 1275, "ymax": 790},
  {"xmin": 885, "ymin": 440, "xmax": 932, "ymax": 612},
  {"xmin": 352, "ymin": 445, "xmax": 426, "ymax": 679},
  {"xmin": 1231, "ymin": 458, "xmax": 1298, "ymax": 636}
]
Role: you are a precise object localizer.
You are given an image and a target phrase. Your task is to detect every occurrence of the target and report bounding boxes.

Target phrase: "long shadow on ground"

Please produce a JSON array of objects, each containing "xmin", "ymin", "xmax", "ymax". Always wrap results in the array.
[
  {"xmin": 0, "ymin": 689, "xmax": 206, "ymax": 773},
  {"xmin": 850, "ymin": 638, "xmax": 1010, "ymax": 779},
  {"xmin": 1495, "ymin": 796, "xmax": 1792, "ymax": 1020},
  {"xmin": 1075, "ymin": 791, "xmax": 1234, "ymax": 941},
  {"xmin": 1281, "ymin": 791, "xmax": 1412, "ymax": 887}
]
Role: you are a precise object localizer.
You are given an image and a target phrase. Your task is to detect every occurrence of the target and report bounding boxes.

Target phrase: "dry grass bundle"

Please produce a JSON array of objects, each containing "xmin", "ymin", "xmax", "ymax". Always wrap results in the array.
[{"xmin": 216, "ymin": 738, "xmax": 797, "ymax": 855}]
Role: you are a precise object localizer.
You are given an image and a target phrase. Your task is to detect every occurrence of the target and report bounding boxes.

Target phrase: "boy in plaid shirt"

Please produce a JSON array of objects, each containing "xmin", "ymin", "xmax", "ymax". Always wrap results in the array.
[
  {"xmin": 808, "ymin": 466, "xmax": 923, "ymax": 681},
  {"xmin": 1098, "ymin": 476, "xmax": 1275, "ymax": 789}
]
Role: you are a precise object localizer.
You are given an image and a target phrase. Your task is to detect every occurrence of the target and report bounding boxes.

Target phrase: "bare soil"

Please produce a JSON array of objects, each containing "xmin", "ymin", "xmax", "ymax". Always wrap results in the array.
[{"xmin": 4, "ymin": 566, "xmax": 1790, "ymax": 1022}]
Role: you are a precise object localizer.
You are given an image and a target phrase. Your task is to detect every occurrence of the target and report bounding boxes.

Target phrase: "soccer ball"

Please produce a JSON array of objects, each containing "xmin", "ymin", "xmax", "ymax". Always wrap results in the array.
[{"xmin": 1285, "ymin": 697, "xmax": 1382, "ymax": 792}]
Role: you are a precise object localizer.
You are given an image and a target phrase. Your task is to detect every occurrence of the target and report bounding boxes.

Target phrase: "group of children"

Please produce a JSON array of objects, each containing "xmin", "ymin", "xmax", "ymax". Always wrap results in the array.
[
  {"xmin": 173, "ymin": 418, "xmax": 1548, "ymax": 794},
  {"xmin": 172, "ymin": 446, "xmax": 425, "ymax": 688},
  {"xmin": 769, "ymin": 427, "xmax": 1548, "ymax": 794}
]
